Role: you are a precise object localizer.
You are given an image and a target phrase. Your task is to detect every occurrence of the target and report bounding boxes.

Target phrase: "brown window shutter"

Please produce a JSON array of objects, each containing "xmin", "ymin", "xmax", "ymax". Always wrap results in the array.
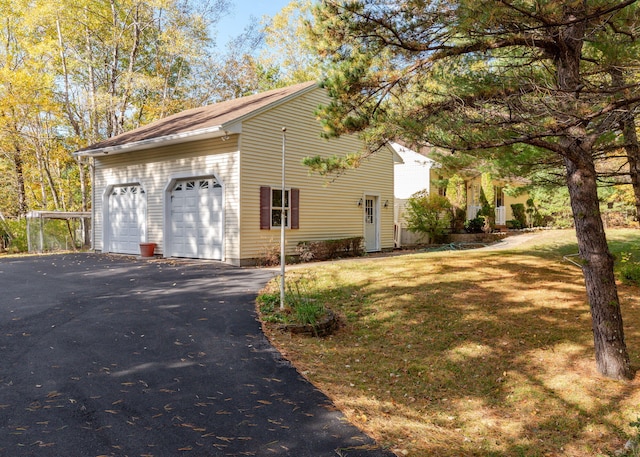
[
  {"xmin": 260, "ymin": 186, "xmax": 271, "ymax": 230},
  {"xmin": 291, "ymin": 188, "xmax": 300, "ymax": 229}
]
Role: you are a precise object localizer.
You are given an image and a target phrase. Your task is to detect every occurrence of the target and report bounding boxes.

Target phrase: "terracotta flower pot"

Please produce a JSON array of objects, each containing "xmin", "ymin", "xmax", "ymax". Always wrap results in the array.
[{"xmin": 139, "ymin": 242, "xmax": 157, "ymax": 258}]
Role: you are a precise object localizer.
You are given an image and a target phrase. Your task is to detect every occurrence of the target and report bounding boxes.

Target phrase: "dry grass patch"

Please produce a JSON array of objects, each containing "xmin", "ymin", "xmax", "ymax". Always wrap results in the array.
[{"xmin": 258, "ymin": 229, "xmax": 640, "ymax": 457}]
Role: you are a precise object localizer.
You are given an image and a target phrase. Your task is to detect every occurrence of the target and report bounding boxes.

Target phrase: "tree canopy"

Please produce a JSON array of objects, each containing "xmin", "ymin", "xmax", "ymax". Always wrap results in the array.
[
  {"xmin": 0, "ymin": 0, "xmax": 323, "ymax": 220},
  {"xmin": 311, "ymin": 0, "xmax": 640, "ymax": 379},
  {"xmin": 0, "ymin": 0, "xmax": 232, "ymax": 217}
]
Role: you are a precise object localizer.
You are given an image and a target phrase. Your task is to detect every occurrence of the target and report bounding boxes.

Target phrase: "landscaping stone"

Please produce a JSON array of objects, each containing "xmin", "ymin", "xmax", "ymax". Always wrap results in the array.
[{"xmin": 277, "ymin": 309, "xmax": 340, "ymax": 337}]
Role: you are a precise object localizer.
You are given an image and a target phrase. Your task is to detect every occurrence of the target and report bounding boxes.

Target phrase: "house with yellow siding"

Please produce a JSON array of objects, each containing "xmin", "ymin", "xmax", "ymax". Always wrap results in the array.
[
  {"xmin": 391, "ymin": 142, "xmax": 529, "ymax": 246},
  {"xmin": 75, "ymin": 82, "xmax": 397, "ymax": 265}
]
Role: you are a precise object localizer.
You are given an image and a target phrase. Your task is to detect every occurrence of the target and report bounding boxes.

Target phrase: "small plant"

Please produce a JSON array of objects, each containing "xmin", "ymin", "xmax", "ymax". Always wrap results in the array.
[
  {"xmin": 618, "ymin": 252, "xmax": 640, "ymax": 287},
  {"xmin": 294, "ymin": 299, "xmax": 324, "ymax": 326},
  {"xmin": 616, "ymin": 417, "xmax": 640, "ymax": 457},
  {"xmin": 257, "ymin": 241, "xmax": 280, "ymax": 266},
  {"xmin": 285, "ymin": 273, "xmax": 325, "ymax": 325},
  {"xmin": 257, "ymin": 273, "xmax": 326, "ymax": 326},
  {"xmin": 296, "ymin": 243, "xmax": 315, "ymax": 262}
]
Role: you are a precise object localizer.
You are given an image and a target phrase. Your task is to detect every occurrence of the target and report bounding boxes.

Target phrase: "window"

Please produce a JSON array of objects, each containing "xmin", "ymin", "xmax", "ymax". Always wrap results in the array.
[
  {"xmin": 271, "ymin": 188, "xmax": 290, "ymax": 228},
  {"xmin": 173, "ymin": 178, "xmax": 221, "ymax": 192},
  {"xmin": 260, "ymin": 186, "xmax": 299, "ymax": 230},
  {"xmin": 495, "ymin": 186, "xmax": 504, "ymax": 207},
  {"xmin": 365, "ymin": 198, "xmax": 374, "ymax": 224}
]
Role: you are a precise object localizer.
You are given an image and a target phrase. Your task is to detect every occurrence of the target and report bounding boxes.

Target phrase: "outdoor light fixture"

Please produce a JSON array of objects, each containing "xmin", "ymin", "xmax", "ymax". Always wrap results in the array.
[
  {"xmin": 221, "ymin": 130, "xmax": 230, "ymax": 141},
  {"xmin": 357, "ymin": 198, "xmax": 363, "ymax": 206},
  {"xmin": 383, "ymin": 200, "xmax": 389, "ymax": 208}
]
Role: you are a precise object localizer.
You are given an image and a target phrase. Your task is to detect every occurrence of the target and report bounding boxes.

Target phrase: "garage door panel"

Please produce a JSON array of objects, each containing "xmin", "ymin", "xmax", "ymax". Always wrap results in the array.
[
  {"xmin": 108, "ymin": 185, "xmax": 146, "ymax": 255},
  {"xmin": 170, "ymin": 178, "xmax": 222, "ymax": 260}
]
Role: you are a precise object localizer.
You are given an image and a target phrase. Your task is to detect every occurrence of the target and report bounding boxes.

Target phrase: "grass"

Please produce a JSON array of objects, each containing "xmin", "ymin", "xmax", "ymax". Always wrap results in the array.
[{"xmin": 257, "ymin": 229, "xmax": 640, "ymax": 457}]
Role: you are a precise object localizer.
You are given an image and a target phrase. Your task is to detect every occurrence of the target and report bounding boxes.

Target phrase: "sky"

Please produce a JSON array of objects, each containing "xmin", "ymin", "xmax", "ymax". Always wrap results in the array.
[{"xmin": 215, "ymin": 0, "xmax": 294, "ymax": 48}]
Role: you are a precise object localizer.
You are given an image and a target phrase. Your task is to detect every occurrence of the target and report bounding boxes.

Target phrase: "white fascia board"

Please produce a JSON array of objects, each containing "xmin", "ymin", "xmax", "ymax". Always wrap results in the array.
[{"xmin": 74, "ymin": 123, "xmax": 242, "ymax": 157}]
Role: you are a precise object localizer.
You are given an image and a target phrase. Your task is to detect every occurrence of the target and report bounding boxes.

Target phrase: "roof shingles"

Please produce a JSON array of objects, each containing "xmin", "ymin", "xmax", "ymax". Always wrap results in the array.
[{"xmin": 77, "ymin": 81, "xmax": 317, "ymax": 153}]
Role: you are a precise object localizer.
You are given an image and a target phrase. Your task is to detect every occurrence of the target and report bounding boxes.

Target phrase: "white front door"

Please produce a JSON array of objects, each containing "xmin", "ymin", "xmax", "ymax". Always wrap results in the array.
[
  {"xmin": 364, "ymin": 195, "xmax": 379, "ymax": 252},
  {"xmin": 170, "ymin": 178, "xmax": 223, "ymax": 259},
  {"xmin": 108, "ymin": 185, "xmax": 146, "ymax": 254}
]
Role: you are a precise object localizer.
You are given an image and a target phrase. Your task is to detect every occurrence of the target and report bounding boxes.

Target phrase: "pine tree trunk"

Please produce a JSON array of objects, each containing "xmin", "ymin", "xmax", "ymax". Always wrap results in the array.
[
  {"xmin": 622, "ymin": 117, "xmax": 640, "ymax": 219},
  {"xmin": 563, "ymin": 154, "xmax": 632, "ymax": 380},
  {"xmin": 554, "ymin": 6, "xmax": 632, "ymax": 380},
  {"xmin": 610, "ymin": 68, "xmax": 640, "ymax": 219}
]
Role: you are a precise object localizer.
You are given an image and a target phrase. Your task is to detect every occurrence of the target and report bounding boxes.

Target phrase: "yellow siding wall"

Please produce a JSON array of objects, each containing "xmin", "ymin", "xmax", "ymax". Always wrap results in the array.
[
  {"xmin": 238, "ymin": 88, "xmax": 395, "ymax": 262},
  {"xmin": 93, "ymin": 138, "xmax": 240, "ymax": 259}
]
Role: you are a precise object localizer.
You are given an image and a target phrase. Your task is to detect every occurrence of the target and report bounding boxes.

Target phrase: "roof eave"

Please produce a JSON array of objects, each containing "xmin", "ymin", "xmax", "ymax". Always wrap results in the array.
[{"xmin": 74, "ymin": 123, "xmax": 241, "ymax": 157}]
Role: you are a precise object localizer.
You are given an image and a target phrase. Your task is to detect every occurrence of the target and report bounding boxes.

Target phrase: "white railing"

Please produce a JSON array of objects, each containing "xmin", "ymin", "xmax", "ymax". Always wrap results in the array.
[
  {"xmin": 467, "ymin": 205, "xmax": 506, "ymax": 225},
  {"xmin": 495, "ymin": 206, "xmax": 506, "ymax": 225}
]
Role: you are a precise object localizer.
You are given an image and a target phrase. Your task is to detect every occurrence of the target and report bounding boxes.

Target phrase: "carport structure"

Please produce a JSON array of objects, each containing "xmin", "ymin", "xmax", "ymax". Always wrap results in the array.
[{"xmin": 26, "ymin": 211, "xmax": 91, "ymax": 253}]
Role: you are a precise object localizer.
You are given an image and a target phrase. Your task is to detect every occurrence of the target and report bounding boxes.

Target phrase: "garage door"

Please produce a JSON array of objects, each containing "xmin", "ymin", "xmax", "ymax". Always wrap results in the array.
[
  {"xmin": 170, "ymin": 178, "xmax": 223, "ymax": 259},
  {"xmin": 108, "ymin": 185, "xmax": 146, "ymax": 254}
]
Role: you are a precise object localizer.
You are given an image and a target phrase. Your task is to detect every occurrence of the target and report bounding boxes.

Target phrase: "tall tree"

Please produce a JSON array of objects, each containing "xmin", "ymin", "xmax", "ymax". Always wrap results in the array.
[
  {"xmin": 0, "ymin": 0, "xmax": 231, "ymax": 218},
  {"xmin": 195, "ymin": 20, "xmax": 273, "ymax": 102},
  {"xmin": 260, "ymin": 0, "xmax": 322, "ymax": 85},
  {"xmin": 311, "ymin": 0, "xmax": 640, "ymax": 379}
]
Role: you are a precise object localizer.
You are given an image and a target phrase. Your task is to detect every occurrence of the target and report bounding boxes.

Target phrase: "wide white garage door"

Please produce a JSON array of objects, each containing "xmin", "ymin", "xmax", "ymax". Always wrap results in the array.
[
  {"xmin": 108, "ymin": 185, "xmax": 146, "ymax": 254},
  {"xmin": 170, "ymin": 178, "xmax": 223, "ymax": 259}
]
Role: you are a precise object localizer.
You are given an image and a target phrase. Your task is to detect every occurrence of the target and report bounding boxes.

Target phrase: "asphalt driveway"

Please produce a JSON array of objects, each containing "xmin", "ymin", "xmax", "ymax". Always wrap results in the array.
[{"xmin": 0, "ymin": 254, "xmax": 394, "ymax": 457}]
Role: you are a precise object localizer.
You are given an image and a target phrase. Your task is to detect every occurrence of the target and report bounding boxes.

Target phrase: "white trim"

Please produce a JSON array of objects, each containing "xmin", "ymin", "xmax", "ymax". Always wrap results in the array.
[
  {"xmin": 76, "ymin": 125, "xmax": 241, "ymax": 157},
  {"xmin": 269, "ymin": 187, "xmax": 291, "ymax": 229}
]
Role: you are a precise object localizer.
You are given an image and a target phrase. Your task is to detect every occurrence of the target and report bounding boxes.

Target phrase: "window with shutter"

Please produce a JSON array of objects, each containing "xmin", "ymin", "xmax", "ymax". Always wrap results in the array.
[{"xmin": 260, "ymin": 186, "xmax": 299, "ymax": 229}]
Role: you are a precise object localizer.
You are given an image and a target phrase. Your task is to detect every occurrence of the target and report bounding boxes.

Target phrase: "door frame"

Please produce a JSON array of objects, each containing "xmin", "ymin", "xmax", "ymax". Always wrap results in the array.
[{"xmin": 363, "ymin": 193, "xmax": 380, "ymax": 252}]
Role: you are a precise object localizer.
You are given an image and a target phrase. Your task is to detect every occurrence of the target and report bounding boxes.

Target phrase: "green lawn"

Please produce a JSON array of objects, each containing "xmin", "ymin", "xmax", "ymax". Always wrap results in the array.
[{"xmin": 258, "ymin": 229, "xmax": 640, "ymax": 457}]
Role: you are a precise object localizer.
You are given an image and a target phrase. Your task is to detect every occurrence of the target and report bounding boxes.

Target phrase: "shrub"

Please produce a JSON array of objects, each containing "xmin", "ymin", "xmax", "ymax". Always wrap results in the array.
[
  {"xmin": 511, "ymin": 203, "xmax": 526, "ymax": 228},
  {"xmin": 2, "ymin": 219, "xmax": 28, "ymax": 253},
  {"xmin": 404, "ymin": 190, "xmax": 452, "ymax": 243},
  {"xmin": 620, "ymin": 262, "xmax": 640, "ymax": 287},
  {"xmin": 446, "ymin": 175, "xmax": 467, "ymax": 232},
  {"xmin": 505, "ymin": 219, "xmax": 523, "ymax": 230},
  {"xmin": 257, "ymin": 242, "xmax": 281, "ymax": 266},
  {"xmin": 296, "ymin": 237, "xmax": 363, "ymax": 262},
  {"xmin": 464, "ymin": 217, "xmax": 485, "ymax": 233}
]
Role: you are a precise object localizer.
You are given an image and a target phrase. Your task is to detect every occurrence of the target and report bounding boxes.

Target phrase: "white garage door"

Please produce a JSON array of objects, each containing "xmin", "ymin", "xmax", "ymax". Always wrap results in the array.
[
  {"xmin": 108, "ymin": 185, "xmax": 146, "ymax": 254},
  {"xmin": 170, "ymin": 178, "xmax": 223, "ymax": 259}
]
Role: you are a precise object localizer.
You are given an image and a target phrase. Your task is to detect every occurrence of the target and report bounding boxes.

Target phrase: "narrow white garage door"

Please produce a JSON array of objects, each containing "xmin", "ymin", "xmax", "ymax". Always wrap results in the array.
[
  {"xmin": 170, "ymin": 178, "xmax": 223, "ymax": 259},
  {"xmin": 108, "ymin": 185, "xmax": 146, "ymax": 254}
]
